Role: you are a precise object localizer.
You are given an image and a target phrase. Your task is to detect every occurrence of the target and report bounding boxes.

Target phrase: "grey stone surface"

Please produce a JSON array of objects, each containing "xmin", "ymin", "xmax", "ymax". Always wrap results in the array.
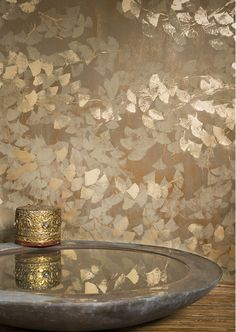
[{"xmin": 0, "ymin": 241, "xmax": 222, "ymax": 331}]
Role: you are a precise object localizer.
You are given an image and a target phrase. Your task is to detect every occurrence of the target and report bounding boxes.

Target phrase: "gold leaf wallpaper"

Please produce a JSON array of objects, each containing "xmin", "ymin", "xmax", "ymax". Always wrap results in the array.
[{"xmin": 0, "ymin": 0, "xmax": 234, "ymax": 281}]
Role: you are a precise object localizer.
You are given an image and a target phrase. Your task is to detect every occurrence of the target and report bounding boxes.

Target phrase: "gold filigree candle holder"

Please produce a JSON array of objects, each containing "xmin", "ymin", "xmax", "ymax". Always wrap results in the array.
[
  {"xmin": 15, "ymin": 205, "xmax": 62, "ymax": 247},
  {"xmin": 15, "ymin": 251, "xmax": 61, "ymax": 291}
]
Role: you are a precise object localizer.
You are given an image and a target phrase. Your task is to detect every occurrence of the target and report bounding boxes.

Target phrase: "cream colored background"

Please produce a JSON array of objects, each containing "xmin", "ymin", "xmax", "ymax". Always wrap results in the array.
[{"xmin": 0, "ymin": 0, "xmax": 234, "ymax": 280}]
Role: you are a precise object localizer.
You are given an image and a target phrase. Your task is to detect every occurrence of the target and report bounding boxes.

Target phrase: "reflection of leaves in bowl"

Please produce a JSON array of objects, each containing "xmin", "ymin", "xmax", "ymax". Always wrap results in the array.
[{"xmin": 50, "ymin": 249, "xmax": 172, "ymax": 295}]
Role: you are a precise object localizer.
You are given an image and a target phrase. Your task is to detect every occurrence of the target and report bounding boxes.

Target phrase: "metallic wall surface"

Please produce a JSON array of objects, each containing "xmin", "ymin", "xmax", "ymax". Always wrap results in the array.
[{"xmin": 0, "ymin": 0, "xmax": 234, "ymax": 280}]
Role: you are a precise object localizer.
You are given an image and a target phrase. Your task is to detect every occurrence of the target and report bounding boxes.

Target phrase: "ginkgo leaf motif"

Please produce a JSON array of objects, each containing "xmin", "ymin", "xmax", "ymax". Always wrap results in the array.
[
  {"xmin": 113, "ymin": 216, "xmax": 129, "ymax": 231},
  {"xmin": 148, "ymin": 109, "xmax": 164, "ymax": 120},
  {"xmin": 78, "ymin": 94, "xmax": 90, "ymax": 107},
  {"xmin": 126, "ymin": 103, "xmax": 136, "ymax": 113},
  {"xmin": 191, "ymin": 100, "xmax": 215, "ymax": 114},
  {"xmin": 98, "ymin": 280, "xmax": 108, "ymax": 294},
  {"xmin": 29, "ymin": 60, "xmax": 41, "ymax": 77},
  {"xmin": 60, "ymin": 50, "xmax": 81, "ymax": 64},
  {"xmin": 200, "ymin": 77, "xmax": 223, "ymax": 94},
  {"xmin": 146, "ymin": 267, "xmax": 161, "ymax": 287},
  {"xmin": 16, "ymin": 53, "xmax": 28, "ymax": 74},
  {"xmin": 126, "ymin": 89, "xmax": 136, "ymax": 104},
  {"xmin": 176, "ymin": 88, "xmax": 190, "ymax": 103},
  {"xmin": 54, "ymin": 115, "xmax": 71, "ymax": 129},
  {"xmin": 126, "ymin": 268, "xmax": 139, "ymax": 284},
  {"xmin": 3, "ymin": 65, "xmax": 17, "ymax": 80},
  {"xmin": 41, "ymin": 62, "xmax": 53, "ymax": 76},
  {"xmin": 213, "ymin": 126, "xmax": 232, "ymax": 146},
  {"xmin": 180, "ymin": 136, "xmax": 202, "ymax": 158},
  {"xmin": 177, "ymin": 12, "xmax": 192, "ymax": 23},
  {"xmin": 25, "ymin": 90, "xmax": 37, "ymax": 107},
  {"xmin": 56, "ymin": 146, "xmax": 68, "ymax": 162},
  {"xmin": 126, "ymin": 183, "xmax": 139, "ymax": 199},
  {"xmin": 80, "ymin": 269, "xmax": 95, "ymax": 282},
  {"xmin": 49, "ymin": 178, "xmax": 63, "ymax": 191},
  {"xmin": 218, "ymin": 26, "xmax": 233, "ymax": 37},
  {"xmin": 171, "ymin": 0, "xmax": 189, "ymax": 11},
  {"xmin": 59, "ymin": 73, "xmax": 71, "ymax": 87},
  {"xmin": 14, "ymin": 148, "xmax": 35, "ymax": 163},
  {"xmin": 214, "ymin": 225, "xmax": 224, "ymax": 242},
  {"xmin": 19, "ymin": 1, "xmax": 37, "ymax": 13},
  {"xmin": 80, "ymin": 186, "xmax": 94, "ymax": 200},
  {"xmin": 146, "ymin": 12, "xmax": 160, "ymax": 27},
  {"xmin": 122, "ymin": 0, "xmax": 141, "ymax": 18},
  {"xmin": 71, "ymin": 177, "xmax": 83, "ymax": 191},
  {"xmin": 84, "ymin": 282, "xmax": 99, "ymax": 294},
  {"xmin": 142, "ymin": 114, "xmax": 155, "ymax": 129},
  {"xmin": 214, "ymin": 12, "xmax": 234, "ymax": 25},
  {"xmin": 85, "ymin": 168, "xmax": 100, "ymax": 186},
  {"xmin": 48, "ymin": 86, "xmax": 58, "ymax": 95},
  {"xmin": 63, "ymin": 164, "xmax": 76, "ymax": 182},
  {"xmin": 148, "ymin": 182, "xmax": 169, "ymax": 200},
  {"xmin": 194, "ymin": 7, "xmax": 209, "ymax": 25}
]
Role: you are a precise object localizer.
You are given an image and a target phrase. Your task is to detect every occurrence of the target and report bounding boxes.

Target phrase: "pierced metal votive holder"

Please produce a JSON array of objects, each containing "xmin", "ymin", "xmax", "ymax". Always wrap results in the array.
[
  {"xmin": 15, "ymin": 205, "xmax": 62, "ymax": 247},
  {"xmin": 15, "ymin": 251, "xmax": 61, "ymax": 291}
]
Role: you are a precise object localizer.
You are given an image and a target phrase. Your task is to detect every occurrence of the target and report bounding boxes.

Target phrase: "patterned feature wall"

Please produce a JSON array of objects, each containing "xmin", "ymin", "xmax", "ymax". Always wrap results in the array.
[{"xmin": 0, "ymin": 0, "xmax": 234, "ymax": 280}]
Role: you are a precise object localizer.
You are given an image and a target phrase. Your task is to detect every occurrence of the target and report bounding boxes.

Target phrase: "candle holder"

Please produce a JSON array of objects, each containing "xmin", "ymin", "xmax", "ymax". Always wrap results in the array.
[
  {"xmin": 15, "ymin": 205, "xmax": 62, "ymax": 247},
  {"xmin": 15, "ymin": 251, "xmax": 61, "ymax": 291}
]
